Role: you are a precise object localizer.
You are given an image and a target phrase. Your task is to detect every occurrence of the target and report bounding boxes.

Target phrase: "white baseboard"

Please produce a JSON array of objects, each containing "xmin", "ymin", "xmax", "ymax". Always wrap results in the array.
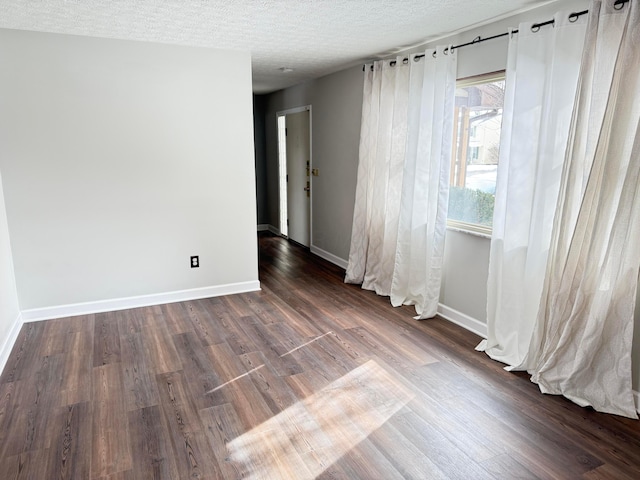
[
  {"xmin": 310, "ymin": 245, "xmax": 348, "ymax": 270},
  {"xmin": 0, "ymin": 313, "xmax": 23, "ymax": 375},
  {"xmin": 257, "ymin": 224, "xmax": 282, "ymax": 236},
  {"xmin": 21, "ymin": 280, "xmax": 261, "ymax": 322},
  {"xmin": 437, "ymin": 303, "xmax": 487, "ymax": 339},
  {"xmin": 267, "ymin": 225, "xmax": 281, "ymax": 236},
  {"xmin": 634, "ymin": 390, "xmax": 640, "ymax": 415}
]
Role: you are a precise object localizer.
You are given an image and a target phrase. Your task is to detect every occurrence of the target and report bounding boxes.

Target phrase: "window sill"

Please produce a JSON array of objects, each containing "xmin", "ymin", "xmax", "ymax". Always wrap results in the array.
[{"xmin": 446, "ymin": 224, "xmax": 492, "ymax": 240}]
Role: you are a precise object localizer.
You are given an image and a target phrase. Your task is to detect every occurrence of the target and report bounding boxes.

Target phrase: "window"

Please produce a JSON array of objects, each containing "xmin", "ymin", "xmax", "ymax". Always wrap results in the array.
[{"xmin": 448, "ymin": 72, "xmax": 505, "ymax": 235}]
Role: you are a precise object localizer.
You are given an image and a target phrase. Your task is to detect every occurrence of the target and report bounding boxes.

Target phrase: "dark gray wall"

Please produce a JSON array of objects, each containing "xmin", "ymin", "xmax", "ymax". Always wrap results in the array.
[{"xmin": 253, "ymin": 94, "xmax": 268, "ymax": 225}]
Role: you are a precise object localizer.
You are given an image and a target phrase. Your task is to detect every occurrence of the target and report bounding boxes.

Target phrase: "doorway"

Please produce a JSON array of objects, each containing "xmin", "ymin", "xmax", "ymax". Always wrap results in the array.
[{"xmin": 277, "ymin": 106, "xmax": 312, "ymax": 247}]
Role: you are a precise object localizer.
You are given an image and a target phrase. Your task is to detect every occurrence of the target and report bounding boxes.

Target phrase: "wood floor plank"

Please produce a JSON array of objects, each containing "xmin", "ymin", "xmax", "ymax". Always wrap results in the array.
[
  {"xmin": 156, "ymin": 370, "xmax": 203, "ymax": 435},
  {"xmin": 46, "ymin": 401, "xmax": 92, "ymax": 480},
  {"xmin": 0, "ymin": 380, "xmax": 20, "ymax": 456},
  {"xmin": 237, "ymin": 351, "xmax": 299, "ymax": 415},
  {"xmin": 0, "ymin": 232, "xmax": 638, "ymax": 478},
  {"xmin": 263, "ymin": 319, "xmax": 314, "ymax": 357},
  {"xmin": 199, "ymin": 403, "xmax": 248, "ymax": 479},
  {"xmin": 455, "ymin": 390, "xmax": 602, "ymax": 479},
  {"xmin": 141, "ymin": 322, "xmax": 182, "ymax": 375},
  {"xmin": 0, "ymin": 448, "xmax": 51, "ymax": 480},
  {"xmin": 234, "ymin": 315, "xmax": 304, "ymax": 376},
  {"xmin": 205, "ymin": 298, "xmax": 260, "ymax": 356},
  {"xmin": 116, "ymin": 307, "xmax": 145, "ymax": 335},
  {"xmin": 93, "ymin": 471, "xmax": 136, "ymax": 480},
  {"xmin": 172, "ymin": 331, "xmax": 223, "ymax": 409},
  {"xmin": 92, "ymin": 364, "xmax": 132, "ymax": 478},
  {"xmin": 184, "ymin": 299, "xmax": 226, "ymax": 346},
  {"xmin": 417, "ymin": 393, "xmax": 509, "ymax": 462},
  {"xmin": 60, "ymin": 331, "xmax": 93, "ymax": 406},
  {"xmin": 159, "ymin": 302, "xmax": 193, "ymax": 336},
  {"xmin": 582, "ymin": 462, "xmax": 640, "ymax": 480},
  {"xmin": 119, "ymin": 330, "xmax": 160, "ymax": 411},
  {"xmin": 3, "ymin": 354, "xmax": 64, "ymax": 457},
  {"xmin": 255, "ymin": 283, "xmax": 324, "ymax": 338},
  {"xmin": 128, "ymin": 405, "xmax": 179, "ymax": 480},
  {"xmin": 345, "ymin": 309, "xmax": 442, "ymax": 367},
  {"xmin": 465, "ymin": 383, "xmax": 606, "ymax": 476},
  {"xmin": 393, "ymin": 409, "xmax": 495, "ymax": 479},
  {"xmin": 329, "ymin": 438, "xmax": 406, "ymax": 480},
  {"xmin": 39, "ymin": 318, "xmax": 69, "ymax": 357},
  {"xmin": 232, "ymin": 290, "xmax": 283, "ymax": 326},
  {"xmin": 229, "ymin": 423, "xmax": 315, "ymax": 479},
  {"xmin": 156, "ymin": 370, "xmax": 221, "ymax": 479},
  {"xmin": 479, "ymin": 453, "xmax": 538, "ymax": 480},
  {"xmin": 62, "ymin": 313, "xmax": 96, "ymax": 334},
  {"xmin": 285, "ymin": 368, "xmax": 333, "ymax": 400},
  {"xmin": 342, "ymin": 326, "xmax": 415, "ymax": 370},
  {"xmin": 286, "ymin": 335, "xmax": 355, "ymax": 385},
  {"xmin": 304, "ymin": 331, "xmax": 363, "ymax": 373},
  {"xmin": 0, "ymin": 322, "xmax": 45, "ymax": 384},
  {"xmin": 367, "ymin": 420, "xmax": 451, "ymax": 480},
  {"xmin": 303, "ymin": 449, "xmax": 353, "ymax": 480},
  {"xmin": 206, "ymin": 341, "xmax": 278, "ymax": 429},
  {"xmin": 93, "ymin": 311, "xmax": 122, "ymax": 367}
]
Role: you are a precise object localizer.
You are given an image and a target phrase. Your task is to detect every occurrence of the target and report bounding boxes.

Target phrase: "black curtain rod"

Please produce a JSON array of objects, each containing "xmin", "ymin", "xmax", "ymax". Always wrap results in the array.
[{"xmin": 365, "ymin": 0, "xmax": 630, "ymax": 71}]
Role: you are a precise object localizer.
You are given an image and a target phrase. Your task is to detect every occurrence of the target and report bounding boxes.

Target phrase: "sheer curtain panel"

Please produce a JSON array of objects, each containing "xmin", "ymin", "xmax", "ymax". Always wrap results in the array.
[
  {"xmin": 527, "ymin": 0, "xmax": 640, "ymax": 419},
  {"xmin": 345, "ymin": 57, "xmax": 410, "ymax": 296},
  {"xmin": 346, "ymin": 48, "xmax": 457, "ymax": 319},
  {"xmin": 390, "ymin": 50, "xmax": 457, "ymax": 318},
  {"xmin": 478, "ymin": 13, "xmax": 588, "ymax": 367}
]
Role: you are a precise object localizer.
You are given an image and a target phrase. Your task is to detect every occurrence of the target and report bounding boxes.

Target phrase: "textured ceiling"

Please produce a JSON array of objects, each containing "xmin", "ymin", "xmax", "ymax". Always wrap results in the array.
[{"xmin": 0, "ymin": 0, "xmax": 556, "ymax": 93}]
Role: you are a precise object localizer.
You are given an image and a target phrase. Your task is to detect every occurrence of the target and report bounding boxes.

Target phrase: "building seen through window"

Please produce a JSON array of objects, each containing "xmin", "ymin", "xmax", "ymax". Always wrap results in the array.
[{"xmin": 448, "ymin": 74, "xmax": 505, "ymax": 234}]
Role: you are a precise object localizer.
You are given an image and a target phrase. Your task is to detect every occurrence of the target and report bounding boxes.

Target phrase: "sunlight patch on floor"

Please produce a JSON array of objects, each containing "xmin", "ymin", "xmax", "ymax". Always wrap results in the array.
[{"xmin": 227, "ymin": 360, "xmax": 415, "ymax": 479}]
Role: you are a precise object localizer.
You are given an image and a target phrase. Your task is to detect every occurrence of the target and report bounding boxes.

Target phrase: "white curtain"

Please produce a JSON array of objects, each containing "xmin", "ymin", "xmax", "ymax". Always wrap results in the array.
[
  {"xmin": 346, "ymin": 47, "xmax": 457, "ymax": 319},
  {"xmin": 345, "ymin": 56, "xmax": 410, "ymax": 296},
  {"xmin": 526, "ymin": 0, "xmax": 640, "ymax": 419},
  {"xmin": 477, "ymin": 13, "xmax": 588, "ymax": 367}
]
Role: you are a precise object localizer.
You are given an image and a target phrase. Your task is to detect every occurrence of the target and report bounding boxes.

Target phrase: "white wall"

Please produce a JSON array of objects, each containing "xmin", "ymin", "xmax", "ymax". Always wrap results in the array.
[
  {"xmin": 0, "ymin": 169, "xmax": 21, "ymax": 366},
  {"xmin": 0, "ymin": 29, "xmax": 259, "ymax": 313}
]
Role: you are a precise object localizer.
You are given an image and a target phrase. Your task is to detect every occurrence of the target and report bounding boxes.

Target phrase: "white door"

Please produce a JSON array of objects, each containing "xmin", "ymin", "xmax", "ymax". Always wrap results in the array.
[{"xmin": 286, "ymin": 110, "xmax": 311, "ymax": 247}]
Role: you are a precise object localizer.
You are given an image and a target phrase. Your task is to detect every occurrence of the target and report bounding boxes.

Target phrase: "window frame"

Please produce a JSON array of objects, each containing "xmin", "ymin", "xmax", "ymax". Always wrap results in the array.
[{"xmin": 447, "ymin": 70, "xmax": 506, "ymax": 237}]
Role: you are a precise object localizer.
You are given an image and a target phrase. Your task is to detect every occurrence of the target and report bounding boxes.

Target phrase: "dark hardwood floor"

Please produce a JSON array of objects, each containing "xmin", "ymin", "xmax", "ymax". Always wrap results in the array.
[{"xmin": 1, "ymin": 232, "xmax": 639, "ymax": 479}]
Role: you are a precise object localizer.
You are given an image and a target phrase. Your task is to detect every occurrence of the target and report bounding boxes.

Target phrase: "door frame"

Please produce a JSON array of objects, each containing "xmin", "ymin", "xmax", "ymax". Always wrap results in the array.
[{"xmin": 276, "ymin": 105, "xmax": 312, "ymax": 246}]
